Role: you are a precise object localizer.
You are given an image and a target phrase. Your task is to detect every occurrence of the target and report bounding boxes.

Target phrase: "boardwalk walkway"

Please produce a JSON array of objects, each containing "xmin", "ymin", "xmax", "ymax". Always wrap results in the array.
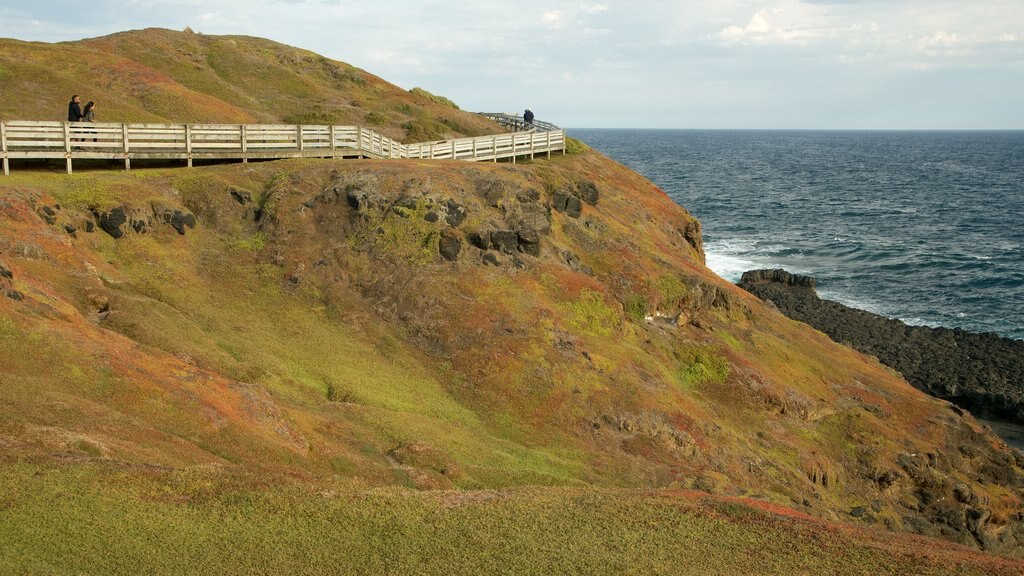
[{"xmin": 0, "ymin": 116, "xmax": 564, "ymax": 175}]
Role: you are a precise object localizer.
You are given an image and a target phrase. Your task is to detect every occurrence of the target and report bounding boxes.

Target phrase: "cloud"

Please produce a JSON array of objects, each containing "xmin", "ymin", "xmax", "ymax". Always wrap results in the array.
[
  {"xmin": 714, "ymin": 2, "xmax": 835, "ymax": 46},
  {"xmin": 0, "ymin": 0, "xmax": 1022, "ymax": 128}
]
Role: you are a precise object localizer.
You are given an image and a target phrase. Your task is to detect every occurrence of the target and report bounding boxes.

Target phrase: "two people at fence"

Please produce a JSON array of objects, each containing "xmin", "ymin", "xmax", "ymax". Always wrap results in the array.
[{"xmin": 67, "ymin": 95, "xmax": 96, "ymax": 123}]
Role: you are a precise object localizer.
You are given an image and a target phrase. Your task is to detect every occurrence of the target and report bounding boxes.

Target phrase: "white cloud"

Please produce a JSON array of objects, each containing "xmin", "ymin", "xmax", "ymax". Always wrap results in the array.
[{"xmin": 0, "ymin": 0, "xmax": 1022, "ymax": 128}]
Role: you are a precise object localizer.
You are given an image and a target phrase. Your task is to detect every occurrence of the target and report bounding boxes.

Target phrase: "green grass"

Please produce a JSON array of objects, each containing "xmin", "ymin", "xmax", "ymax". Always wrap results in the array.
[
  {"xmin": 566, "ymin": 289, "xmax": 618, "ymax": 337},
  {"xmin": 674, "ymin": 345, "xmax": 731, "ymax": 390},
  {"xmin": 0, "ymin": 463, "xmax": 1013, "ymax": 576}
]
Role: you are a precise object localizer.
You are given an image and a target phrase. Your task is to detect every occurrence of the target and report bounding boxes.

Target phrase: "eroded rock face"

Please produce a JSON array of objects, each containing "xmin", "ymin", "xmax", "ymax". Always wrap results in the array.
[
  {"xmin": 740, "ymin": 269, "xmax": 816, "ymax": 289},
  {"xmin": 92, "ymin": 204, "xmax": 196, "ymax": 238}
]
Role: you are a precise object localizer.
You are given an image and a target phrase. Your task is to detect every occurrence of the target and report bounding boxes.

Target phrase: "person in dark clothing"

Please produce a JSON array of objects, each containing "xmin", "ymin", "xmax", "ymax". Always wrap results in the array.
[
  {"xmin": 82, "ymin": 102, "xmax": 97, "ymax": 142},
  {"xmin": 524, "ymin": 108, "xmax": 535, "ymax": 127},
  {"xmin": 67, "ymin": 95, "xmax": 83, "ymax": 122}
]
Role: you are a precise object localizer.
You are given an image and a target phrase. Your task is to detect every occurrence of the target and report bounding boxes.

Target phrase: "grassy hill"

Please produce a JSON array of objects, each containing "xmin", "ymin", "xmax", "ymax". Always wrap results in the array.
[
  {"xmin": 1, "ymin": 29, "xmax": 1023, "ymax": 574},
  {"xmin": 0, "ymin": 28, "xmax": 497, "ymax": 142}
]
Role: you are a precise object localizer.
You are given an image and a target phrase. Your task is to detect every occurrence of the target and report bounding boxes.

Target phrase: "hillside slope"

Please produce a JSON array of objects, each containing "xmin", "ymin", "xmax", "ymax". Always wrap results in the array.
[
  {"xmin": 1, "ymin": 29, "xmax": 1023, "ymax": 572},
  {"xmin": 0, "ymin": 28, "xmax": 497, "ymax": 142}
]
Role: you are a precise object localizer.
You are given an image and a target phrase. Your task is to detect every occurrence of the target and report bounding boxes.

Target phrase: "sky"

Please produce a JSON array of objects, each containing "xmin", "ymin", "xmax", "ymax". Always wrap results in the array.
[{"xmin": 1, "ymin": 1, "xmax": 1022, "ymax": 129}]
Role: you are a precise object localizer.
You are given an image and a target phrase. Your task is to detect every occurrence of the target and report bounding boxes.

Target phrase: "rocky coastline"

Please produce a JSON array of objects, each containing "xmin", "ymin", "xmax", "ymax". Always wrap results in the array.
[{"xmin": 738, "ymin": 269, "xmax": 1024, "ymax": 425}]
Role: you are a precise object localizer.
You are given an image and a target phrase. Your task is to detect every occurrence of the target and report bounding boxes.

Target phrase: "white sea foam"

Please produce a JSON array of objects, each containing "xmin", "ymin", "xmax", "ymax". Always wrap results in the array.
[{"xmin": 704, "ymin": 240, "xmax": 766, "ymax": 282}]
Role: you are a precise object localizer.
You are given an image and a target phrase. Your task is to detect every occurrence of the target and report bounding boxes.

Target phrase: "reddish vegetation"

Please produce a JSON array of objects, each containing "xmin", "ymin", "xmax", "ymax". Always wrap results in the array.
[{"xmin": 1, "ymin": 28, "xmax": 1022, "ymax": 571}]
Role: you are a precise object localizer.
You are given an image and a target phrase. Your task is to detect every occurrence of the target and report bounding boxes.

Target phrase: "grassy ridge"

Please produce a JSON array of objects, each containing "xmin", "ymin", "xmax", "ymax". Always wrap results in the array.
[
  {"xmin": 2, "ymin": 462, "xmax": 1018, "ymax": 576},
  {"xmin": 1, "ymin": 28, "xmax": 499, "ymax": 142}
]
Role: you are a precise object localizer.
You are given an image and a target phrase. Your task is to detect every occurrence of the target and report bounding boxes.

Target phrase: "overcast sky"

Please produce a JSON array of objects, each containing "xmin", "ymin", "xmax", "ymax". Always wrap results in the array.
[{"xmin": 2, "ymin": 1, "xmax": 1022, "ymax": 129}]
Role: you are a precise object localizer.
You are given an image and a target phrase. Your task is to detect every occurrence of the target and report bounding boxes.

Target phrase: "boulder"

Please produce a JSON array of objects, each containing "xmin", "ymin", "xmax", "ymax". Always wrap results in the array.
[
  {"xmin": 439, "ymin": 231, "xmax": 462, "ymax": 262},
  {"xmin": 443, "ymin": 199, "xmax": 467, "ymax": 227},
  {"xmin": 489, "ymin": 230, "xmax": 518, "ymax": 254},
  {"xmin": 576, "ymin": 180, "xmax": 600, "ymax": 205},
  {"xmin": 229, "ymin": 186, "xmax": 253, "ymax": 205},
  {"xmin": 469, "ymin": 231, "xmax": 490, "ymax": 250},
  {"xmin": 37, "ymin": 205, "xmax": 59, "ymax": 225},
  {"xmin": 517, "ymin": 228, "xmax": 541, "ymax": 257},
  {"xmin": 564, "ymin": 195, "xmax": 583, "ymax": 219},
  {"xmin": 552, "ymin": 191, "xmax": 570, "ymax": 213},
  {"xmin": 95, "ymin": 207, "xmax": 128, "ymax": 239}
]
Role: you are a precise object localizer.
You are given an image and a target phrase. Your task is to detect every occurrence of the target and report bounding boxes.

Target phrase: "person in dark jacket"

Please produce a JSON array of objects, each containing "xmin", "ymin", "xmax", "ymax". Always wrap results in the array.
[
  {"xmin": 524, "ymin": 108, "xmax": 535, "ymax": 127},
  {"xmin": 67, "ymin": 95, "xmax": 83, "ymax": 122}
]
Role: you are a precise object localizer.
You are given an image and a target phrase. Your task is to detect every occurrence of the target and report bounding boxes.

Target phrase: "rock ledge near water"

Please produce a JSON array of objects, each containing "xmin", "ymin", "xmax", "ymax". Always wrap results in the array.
[{"xmin": 738, "ymin": 268, "xmax": 1024, "ymax": 425}]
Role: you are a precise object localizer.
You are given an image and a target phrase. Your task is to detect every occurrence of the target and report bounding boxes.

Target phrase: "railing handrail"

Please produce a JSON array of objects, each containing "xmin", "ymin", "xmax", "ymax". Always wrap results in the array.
[
  {"xmin": 0, "ymin": 119, "xmax": 565, "ymax": 175},
  {"xmin": 477, "ymin": 113, "xmax": 560, "ymax": 133}
]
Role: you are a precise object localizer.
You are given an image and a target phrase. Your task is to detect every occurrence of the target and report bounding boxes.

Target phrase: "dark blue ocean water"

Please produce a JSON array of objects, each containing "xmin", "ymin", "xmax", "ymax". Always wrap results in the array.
[{"xmin": 570, "ymin": 129, "xmax": 1024, "ymax": 340}]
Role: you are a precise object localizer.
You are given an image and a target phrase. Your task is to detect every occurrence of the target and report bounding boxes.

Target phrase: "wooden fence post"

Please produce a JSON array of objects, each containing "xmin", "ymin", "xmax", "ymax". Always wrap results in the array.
[
  {"xmin": 122, "ymin": 124, "xmax": 130, "ymax": 171},
  {"xmin": 64, "ymin": 122, "xmax": 72, "ymax": 174},
  {"xmin": 296, "ymin": 125, "xmax": 304, "ymax": 154},
  {"xmin": 330, "ymin": 125, "xmax": 337, "ymax": 158},
  {"xmin": 185, "ymin": 124, "xmax": 193, "ymax": 168},
  {"xmin": 240, "ymin": 125, "xmax": 248, "ymax": 163},
  {"xmin": 1, "ymin": 121, "xmax": 8, "ymax": 176},
  {"xmin": 530, "ymin": 132, "xmax": 535, "ymax": 160}
]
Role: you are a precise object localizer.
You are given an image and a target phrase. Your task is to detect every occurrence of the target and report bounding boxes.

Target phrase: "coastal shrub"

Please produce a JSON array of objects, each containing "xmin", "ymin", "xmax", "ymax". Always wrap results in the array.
[
  {"xmin": 567, "ymin": 289, "xmax": 617, "ymax": 337},
  {"xmin": 410, "ymin": 87, "xmax": 460, "ymax": 110},
  {"xmin": 364, "ymin": 111, "xmax": 388, "ymax": 125},
  {"xmin": 376, "ymin": 198, "xmax": 442, "ymax": 265},
  {"xmin": 402, "ymin": 118, "xmax": 447, "ymax": 143},
  {"xmin": 564, "ymin": 137, "xmax": 590, "ymax": 155},
  {"xmin": 284, "ymin": 109, "xmax": 341, "ymax": 125},
  {"xmin": 622, "ymin": 292, "xmax": 648, "ymax": 323},
  {"xmin": 654, "ymin": 275, "xmax": 688, "ymax": 306},
  {"xmin": 675, "ymin": 345, "xmax": 730, "ymax": 390}
]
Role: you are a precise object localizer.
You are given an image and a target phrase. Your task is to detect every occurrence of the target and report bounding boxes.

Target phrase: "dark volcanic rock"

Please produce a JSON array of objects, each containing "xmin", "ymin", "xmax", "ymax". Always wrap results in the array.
[
  {"xmin": 489, "ymin": 230, "xmax": 518, "ymax": 254},
  {"xmin": 469, "ymin": 231, "xmax": 490, "ymax": 250},
  {"xmin": 439, "ymin": 231, "xmax": 462, "ymax": 262},
  {"xmin": 37, "ymin": 205, "xmax": 59, "ymax": 225},
  {"xmin": 563, "ymin": 195, "xmax": 583, "ymax": 219},
  {"xmin": 443, "ymin": 199, "xmax": 467, "ymax": 227},
  {"xmin": 229, "ymin": 186, "xmax": 253, "ymax": 205},
  {"xmin": 740, "ymin": 268, "xmax": 817, "ymax": 289},
  {"xmin": 168, "ymin": 210, "xmax": 196, "ymax": 235},
  {"xmin": 576, "ymin": 180, "xmax": 600, "ymax": 206},
  {"xmin": 517, "ymin": 228, "xmax": 541, "ymax": 257},
  {"xmin": 95, "ymin": 207, "xmax": 128, "ymax": 238},
  {"xmin": 738, "ymin": 268, "xmax": 1024, "ymax": 424}
]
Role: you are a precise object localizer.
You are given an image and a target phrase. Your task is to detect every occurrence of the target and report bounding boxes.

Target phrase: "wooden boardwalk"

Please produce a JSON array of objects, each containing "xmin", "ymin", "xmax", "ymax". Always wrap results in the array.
[{"xmin": 0, "ymin": 119, "xmax": 565, "ymax": 175}]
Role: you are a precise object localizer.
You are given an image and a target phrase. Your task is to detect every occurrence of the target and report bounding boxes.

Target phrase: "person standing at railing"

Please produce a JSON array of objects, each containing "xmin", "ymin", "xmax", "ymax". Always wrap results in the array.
[
  {"xmin": 524, "ymin": 108, "xmax": 534, "ymax": 129},
  {"xmin": 82, "ymin": 102, "xmax": 97, "ymax": 142},
  {"xmin": 67, "ymin": 95, "xmax": 84, "ymax": 122}
]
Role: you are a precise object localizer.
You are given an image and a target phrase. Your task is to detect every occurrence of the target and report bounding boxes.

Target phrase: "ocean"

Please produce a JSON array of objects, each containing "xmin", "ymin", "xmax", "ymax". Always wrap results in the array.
[{"xmin": 569, "ymin": 129, "xmax": 1024, "ymax": 341}]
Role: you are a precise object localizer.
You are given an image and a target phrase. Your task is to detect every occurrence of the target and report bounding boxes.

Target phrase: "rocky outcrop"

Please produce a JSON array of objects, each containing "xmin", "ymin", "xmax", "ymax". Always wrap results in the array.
[
  {"xmin": 0, "ymin": 260, "xmax": 23, "ymax": 301},
  {"xmin": 91, "ymin": 203, "xmax": 196, "ymax": 238},
  {"xmin": 738, "ymin": 269, "xmax": 1024, "ymax": 424}
]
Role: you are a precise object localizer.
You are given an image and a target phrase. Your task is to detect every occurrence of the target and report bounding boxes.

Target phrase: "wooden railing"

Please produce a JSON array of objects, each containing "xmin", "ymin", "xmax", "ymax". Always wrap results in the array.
[
  {"xmin": 0, "ymin": 120, "xmax": 565, "ymax": 175},
  {"xmin": 477, "ymin": 113, "xmax": 560, "ymax": 133}
]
